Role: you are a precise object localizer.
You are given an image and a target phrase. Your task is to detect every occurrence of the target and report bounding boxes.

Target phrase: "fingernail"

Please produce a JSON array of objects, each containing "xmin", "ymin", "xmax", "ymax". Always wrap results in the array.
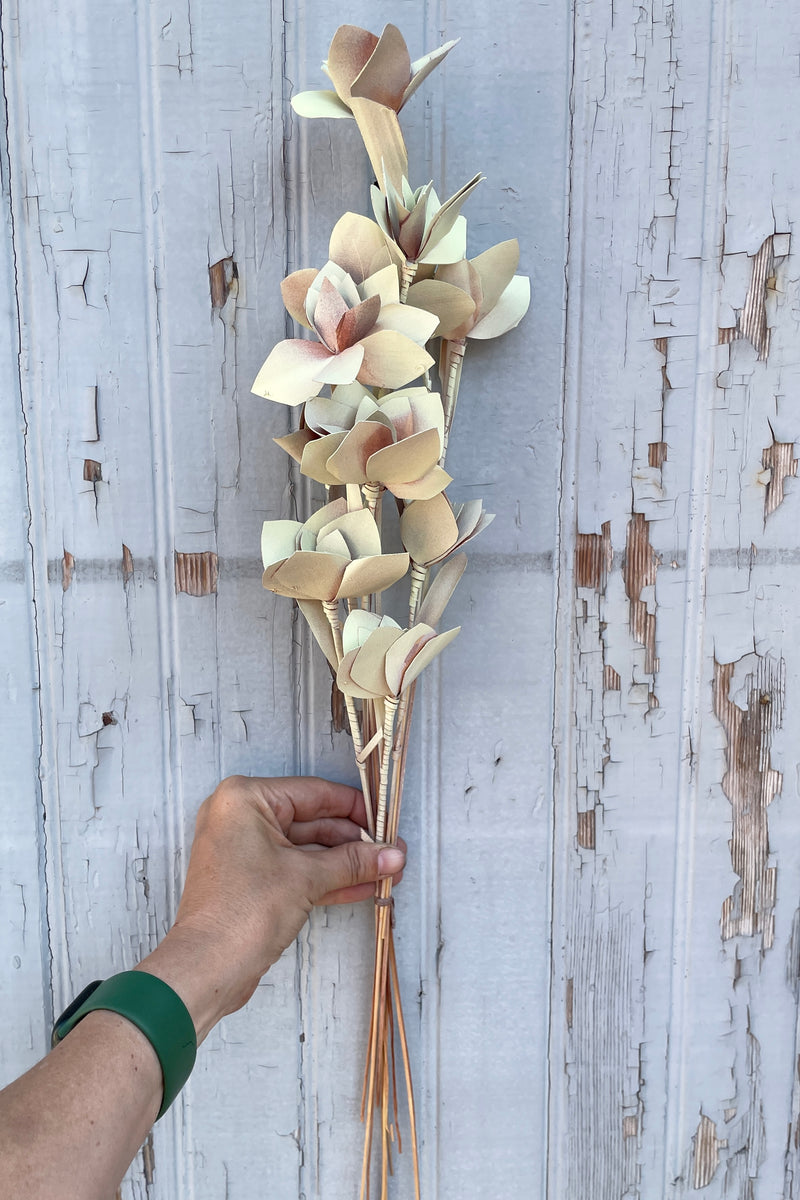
[{"xmin": 378, "ymin": 847, "xmax": 405, "ymax": 876}]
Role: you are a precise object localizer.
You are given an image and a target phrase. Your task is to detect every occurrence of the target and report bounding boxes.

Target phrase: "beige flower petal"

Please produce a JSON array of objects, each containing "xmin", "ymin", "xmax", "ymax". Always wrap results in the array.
[
  {"xmin": 357, "ymin": 330, "xmax": 434, "ymax": 390},
  {"xmin": 400, "ymin": 626, "xmax": 460, "ymax": 690},
  {"xmin": 291, "ymin": 89, "xmax": 354, "ymax": 119},
  {"xmin": 336, "ymin": 293, "xmax": 381, "ymax": 349},
  {"xmin": 349, "ymin": 97, "xmax": 408, "ymax": 193},
  {"xmin": 274, "ymin": 428, "xmax": 314, "ymax": 465},
  {"xmin": 418, "ymin": 214, "xmax": 468, "ymax": 265},
  {"xmin": 316, "ymin": 527, "xmax": 351, "ymax": 558},
  {"xmin": 300, "ymin": 431, "xmax": 347, "ymax": 484},
  {"xmin": 469, "ymin": 275, "xmax": 530, "ymax": 340},
  {"xmin": 384, "ymin": 625, "xmax": 436, "ymax": 695},
  {"xmin": 378, "ymin": 387, "xmax": 444, "ymax": 440},
  {"xmin": 270, "ymin": 551, "xmax": 349, "ymax": 600},
  {"xmin": 359, "ymin": 263, "xmax": 400, "ymax": 306},
  {"xmin": 436, "ymin": 258, "xmax": 481, "ymax": 303},
  {"xmin": 337, "ymin": 648, "xmax": 386, "ymax": 700},
  {"xmin": 337, "ymin": 552, "xmax": 409, "ymax": 599},
  {"xmin": 297, "ymin": 598, "xmax": 339, "ymax": 669},
  {"xmin": 312, "ymin": 342, "xmax": 365, "ymax": 385},
  {"xmin": 390, "ymin": 466, "xmax": 451, "ymax": 501},
  {"xmin": 329, "ymin": 213, "xmax": 393, "ymax": 284},
  {"xmin": 404, "ymin": 279, "xmax": 476, "ymax": 338},
  {"xmin": 470, "ymin": 239, "xmax": 519, "ymax": 317},
  {"xmin": 350, "ymin": 626, "xmax": 405, "ymax": 695},
  {"xmin": 251, "ymin": 339, "xmax": 332, "ymax": 407},
  {"xmin": 306, "ymin": 262, "xmax": 361, "ymax": 321},
  {"xmin": 400, "ymin": 493, "xmax": 459, "ymax": 564},
  {"xmin": 318, "ymin": 505, "xmax": 382, "ymax": 559},
  {"xmin": 327, "ymin": 421, "xmax": 394, "ymax": 484},
  {"xmin": 350, "ymin": 24, "xmax": 410, "ymax": 110},
  {"xmin": 417, "ymin": 553, "xmax": 467, "ymax": 627},
  {"xmin": 402, "ymin": 39, "xmax": 459, "ymax": 105},
  {"xmin": 313, "ymin": 276, "xmax": 351, "ymax": 349},
  {"xmin": 372, "ymin": 301, "xmax": 438, "ymax": 346},
  {"xmin": 342, "ymin": 610, "xmax": 399, "ymax": 655},
  {"xmin": 261, "ymin": 519, "xmax": 303, "ymax": 569},
  {"xmin": 301, "ymin": 497, "xmax": 348, "ymax": 543},
  {"xmin": 306, "ymin": 383, "xmax": 372, "ymax": 433},
  {"xmin": 366, "ymin": 427, "xmax": 442, "ymax": 485},
  {"xmin": 326, "ymin": 25, "xmax": 379, "ymax": 102},
  {"xmin": 281, "ymin": 268, "xmax": 318, "ymax": 329}
]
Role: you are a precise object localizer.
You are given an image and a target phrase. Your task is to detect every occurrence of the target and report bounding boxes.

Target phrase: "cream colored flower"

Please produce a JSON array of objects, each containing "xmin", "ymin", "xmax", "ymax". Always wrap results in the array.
[
  {"xmin": 294, "ymin": 387, "xmax": 451, "ymax": 501},
  {"xmin": 371, "ymin": 173, "xmax": 483, "ymax": 266},
  {"xmin": 335, "ymin": 610, "xmax": 460, "ymax": 700},
  {"xmin": 406, "ymin": 239, "xmax": 531, "ymax": 340},
  {"xmin": 290, "ymin": 25, "xmax": 458, "ymax": 190},
  {"xmin": 252, "ymin": 215, "xmax": 437, "ymax": 408},
  {"xmin": 399, "ymin": 493, "xmax": 495, "ymax": 566},
  {"xmin": 260, "ymin": 498, "xmax": 408, "ymax": 601}
]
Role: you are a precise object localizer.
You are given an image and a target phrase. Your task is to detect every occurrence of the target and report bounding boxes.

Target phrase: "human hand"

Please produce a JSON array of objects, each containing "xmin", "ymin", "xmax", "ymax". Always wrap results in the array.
[{"xmin": 137, "ymin": 775, "xmax": 405, "ymax": 1041}]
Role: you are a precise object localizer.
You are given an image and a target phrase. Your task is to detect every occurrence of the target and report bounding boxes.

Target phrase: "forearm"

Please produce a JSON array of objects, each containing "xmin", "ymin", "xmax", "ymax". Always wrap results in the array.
[
  {"xmin": 0, "ymin": 1009, "xmax": 162, "ymax": 1200},
  {"xmin": 0, "ymin": 930, "xmax": 230, "ymax": 1200}
]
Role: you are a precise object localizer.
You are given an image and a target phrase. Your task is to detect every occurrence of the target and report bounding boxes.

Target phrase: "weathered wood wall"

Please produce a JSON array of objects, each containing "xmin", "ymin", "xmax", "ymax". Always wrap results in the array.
[{"xmin": 2, "ymin": 0, "xmax": 799, "ymax": 1196}]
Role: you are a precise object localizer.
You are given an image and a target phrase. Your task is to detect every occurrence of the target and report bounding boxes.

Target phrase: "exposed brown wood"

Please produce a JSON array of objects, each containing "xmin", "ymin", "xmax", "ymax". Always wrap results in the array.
[
  {"xmin": 692, "ymin": 1113, "xmax": 721, "ymax": 1188},
  {"xmin": 714, "ymin": 655, "xmax": 784, "ymax": 948},
  {"xmin": 717, "ymin": 235, "xmax": 791, "ymax": 360},
  {"xmin": 174, "ymin": 550, "xmax": 219, "ymax": 596},
  {"xmin": 577, "ymin": 809, "xmax": 596, "ymax": 850},
  {"xmin": 575, "ymin": 522, "xmax": 612, "ymax": 589},
  {"xmin": 762, "ymin": 439, "xmax": 797, "ymax": 517},
  {"xmin": 209, "ymin": 257, "xmax": 238, "ymax": 308},
  {"xmin": 62, "ymin": 550, "xmax": 74, "ymax": 591},
  {"xmin": 648, "ymin": 441, "xmax": 668, "ymax": 468},
  {"xmin": 121, "ymin": 544, "xmax": 134, "ymax": 583},
  {"xmin": 622, "ymin": 513, "xmax": 659, "ymax": 675},
  {"xmin": 83, "ymin": 458, "xmax": 102, "ymax": 482},
  {"xmin": 603, "ymin": 664, "xmax": 621, "ymax": 691}
]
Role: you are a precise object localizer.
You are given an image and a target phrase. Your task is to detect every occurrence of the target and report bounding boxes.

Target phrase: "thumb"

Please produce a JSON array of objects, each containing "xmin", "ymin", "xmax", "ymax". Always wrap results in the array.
[{"xmin": 309, "ymin": 840, "xmax": 406, "ymax": 905}]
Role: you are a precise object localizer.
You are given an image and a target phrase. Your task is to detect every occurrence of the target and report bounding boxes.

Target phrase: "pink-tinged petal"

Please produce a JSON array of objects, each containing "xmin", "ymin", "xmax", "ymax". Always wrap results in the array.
[
  {"xmin": 326, "ymin": 26, "xmax": 379, "ymax": 101},
  {"xmin": 291, "ymin": 89, "xmax": 354, "ymax": 118},
  {"xmin": 281, "ymin": 268, "xmax": 318, "ymax": 329},
  {"xmin": 400, "ymin": 493, "xmax": 459, "ymax": 565},
  {"xmin": 337, "ymin": 552, "xmax": 409, "ymax": 599},
  {"xmin": 404, "ymin": 278, "xmax": 477, "ymax": 339},
  {"xmin": 389, "ymin": 466, "xmax": 451, "ymax": 501},
  {"xmin": 306, "ymin": 262, "xmax": 360, "ymax": 322},
  {"xmin": 273, "ymin": 427, "xmax": 315, "ymax": 465},
  {"xmin": 327, "ymin": 421, "xmax": 394, "ymax": 484},
  {"xmin": 270, "ymin": 551, "xmax": 349, "ymax": 601},
  {"xmin": 297, "ymin": 598, "xmax": 339, "ymax": 669},
  {"xmin": 372, "ymin": 301, "xmax": 438, "ymax": 346},
  {"xmin": 350, "ymin": 24, "xmax": 410, "ymax": 110},
  {"xmin": 349, "ymin": 97, "xmax": 408, "ymax": 193},
  {"xmin": 436, "ymin": 258, "xmax": 481, "ymax": 303},
  {"xmin": 384, "ymin": 625, "xmax": 436, "ymax": 695},
  {"xmin": 379, "ymin": 387, "xmax": 444, "ymax": 439},
  {"xmin": 366, "ymin": 427, "xmax": 442, "ymax": 486},
  {"xmin": 469, "ymin": 275, "xmax": 531, "ymax": 340},
  {"xmin": 357, "ymin": 330, "xmax": 434, "ymax": 390},
  {"xmin": 261, "ymin": 519, "xmax": 303, "ymax": 569},
  {"xmin": 329, "ymin": 213, "xmax": 394, "ymax": 284},
  {"xmin": 470, "ymin": 239, "xmax": 520, "ymax": 317},
  {"xmin": 306, "ymin": 383, "xmax": 372, "ymax": 433},
  {"xmin": 421, "ymin": 174, "xmax": 483, "ymax": 254},
  {"xmin": 299, "ymin": 431, "xmax": 347, "ymax": 485},
  {"xmin": 313, "ymin": 276, "xmax": 351, "ymax": 349},
  {"xmin": 400, "ymin": 626, "xmax": 460, "ymax": 690},
  {"xmin": 336, "ymin": 292, "xmax": 381, "ymax": 349},
  {"xmin": 337, "ymin": 648, "xmax": 386, "ymax": 700},
  {"xmin": 402, "ymin": 39, "xmax": 459, "ymax": 106},
  {"xmin": 417, "ymin": 554, "xmax": 467, "ymax": 628},
  {"xmin": 251, "ymin": 339, "xmax": 332, "ymax": 407},
  {"xmin": 312, "ymin": 342, "xmax": 365, "ymax": 385}
]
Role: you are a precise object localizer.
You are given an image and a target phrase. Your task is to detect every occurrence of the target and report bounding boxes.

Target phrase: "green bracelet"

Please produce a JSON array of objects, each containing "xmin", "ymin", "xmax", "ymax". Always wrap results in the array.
[{"xmin": 52, "ymin": 971, "xmax": 197, "ymax": 1119}]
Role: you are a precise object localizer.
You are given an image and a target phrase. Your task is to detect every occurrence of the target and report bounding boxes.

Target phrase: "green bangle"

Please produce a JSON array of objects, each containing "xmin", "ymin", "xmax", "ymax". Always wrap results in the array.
[{"xmin": 52, "ymin": 971, "xmax": 197, "ymax": 1119}]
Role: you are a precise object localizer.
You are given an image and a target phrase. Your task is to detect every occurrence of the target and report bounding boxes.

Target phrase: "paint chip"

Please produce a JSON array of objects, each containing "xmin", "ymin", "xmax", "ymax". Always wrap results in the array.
[{"xmin": 692, "ymin": 1114, "xmax": 720, "ymax": 1188}]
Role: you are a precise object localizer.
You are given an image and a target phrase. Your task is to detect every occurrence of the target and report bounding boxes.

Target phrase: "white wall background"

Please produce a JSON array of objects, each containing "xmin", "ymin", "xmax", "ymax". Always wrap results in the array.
[{"xmin": 2, "ymin": 1, "xmax": 800, "ymax": 1196}]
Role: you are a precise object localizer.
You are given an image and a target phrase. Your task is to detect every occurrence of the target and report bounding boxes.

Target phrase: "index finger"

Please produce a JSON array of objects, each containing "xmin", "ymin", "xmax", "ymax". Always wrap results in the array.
[{"xmin": 248, "ymin": 775, "xmax": 368, "ymax": 834}]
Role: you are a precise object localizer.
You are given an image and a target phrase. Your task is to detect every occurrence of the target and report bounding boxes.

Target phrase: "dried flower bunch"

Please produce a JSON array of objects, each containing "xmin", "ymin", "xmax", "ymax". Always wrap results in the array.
[{"xmin": 252, "ymin": 22, "xmax": 529, "ymax": 1198}]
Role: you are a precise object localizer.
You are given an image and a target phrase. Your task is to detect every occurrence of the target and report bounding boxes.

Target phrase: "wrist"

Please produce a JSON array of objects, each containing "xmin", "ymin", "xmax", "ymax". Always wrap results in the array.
[{"xmin": 136, "ymin": 926, "xmax": 239, "ymax": 1044}]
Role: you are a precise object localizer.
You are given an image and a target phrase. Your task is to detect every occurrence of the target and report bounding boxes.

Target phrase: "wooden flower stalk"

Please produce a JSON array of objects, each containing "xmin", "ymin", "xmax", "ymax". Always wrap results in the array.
[{"xmin": 252, "ymin": 23, "xmax": 530, "ymax": 1199}]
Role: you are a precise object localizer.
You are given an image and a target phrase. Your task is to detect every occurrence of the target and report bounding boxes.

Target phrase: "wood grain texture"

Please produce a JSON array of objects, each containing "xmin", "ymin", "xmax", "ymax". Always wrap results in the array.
[{"xmin": 2, "ymin": 0, "xmax": 800, "ymax": 1197}]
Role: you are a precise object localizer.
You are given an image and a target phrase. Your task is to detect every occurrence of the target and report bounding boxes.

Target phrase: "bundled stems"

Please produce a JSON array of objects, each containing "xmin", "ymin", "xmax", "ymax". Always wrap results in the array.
[
  {"xmin": 439, "ymin": 338, "xmax": 467, "ymax": 463},
  {"xmin": 323, "ymin": 599, "xmax": 375, "ymax": 839},
  {"xmin": 399, "ymin": 260, "xmax": 418, "ymax": 303}
]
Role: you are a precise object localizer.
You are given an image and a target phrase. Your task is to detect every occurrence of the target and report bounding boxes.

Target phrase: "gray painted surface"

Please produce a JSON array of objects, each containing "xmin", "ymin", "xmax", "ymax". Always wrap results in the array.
[{"xmin": 1, "ymin": 1, "xmax": 799, "ymax": 1196}]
